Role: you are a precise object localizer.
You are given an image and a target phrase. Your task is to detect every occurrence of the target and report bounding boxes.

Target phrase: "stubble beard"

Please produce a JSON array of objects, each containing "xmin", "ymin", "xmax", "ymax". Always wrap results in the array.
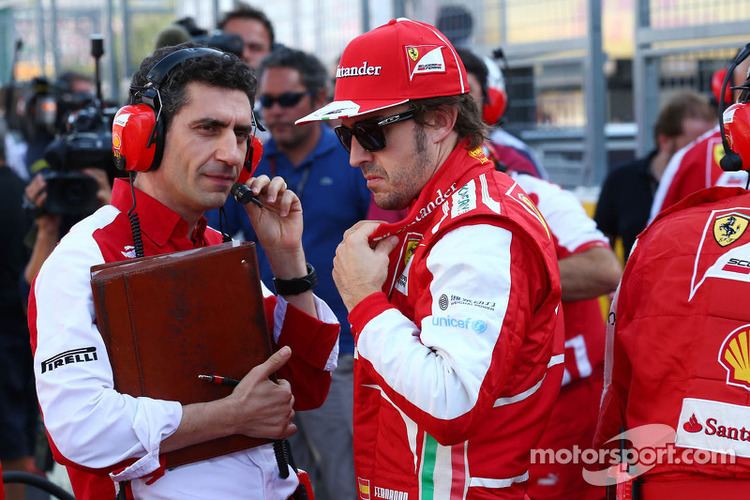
[{"xmin": 371, "ymin": 125, "xmax": 431, "ymax": 210}]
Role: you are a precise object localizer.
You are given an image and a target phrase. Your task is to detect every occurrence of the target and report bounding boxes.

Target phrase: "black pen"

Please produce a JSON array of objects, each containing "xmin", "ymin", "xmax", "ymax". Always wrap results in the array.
[
  {"xmin": 199, "ymin": 374, "xmax": 291, "ymax": 479},
  {"xmin": 198, "ymin": 374, "xmax": 240, "ymax": 387}
]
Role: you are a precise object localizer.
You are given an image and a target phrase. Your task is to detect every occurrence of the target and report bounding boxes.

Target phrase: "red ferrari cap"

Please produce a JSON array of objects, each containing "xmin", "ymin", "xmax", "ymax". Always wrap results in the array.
[{"xmin": 296, "ymin": 18, "xmax": 469, "ymax": 124}]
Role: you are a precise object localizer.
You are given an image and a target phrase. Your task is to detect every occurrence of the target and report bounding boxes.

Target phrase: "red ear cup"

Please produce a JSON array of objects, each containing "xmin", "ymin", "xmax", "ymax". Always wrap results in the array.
[
  {"xmin": 712, "ymin": 68, "xmax": 733, "ymax": 106},
  {"xmin": 237, "ymin": 135, "xmax": 264, "ymax": 184},
  {"xmin": 482, "ymin": 87, "xmax": 507, "ymax": 126},
  {"xmin": 723, "ymin": 102, "xmax": 750, "ymax": 170},
  {"xmin": 112, "ymin": 104, "xmax": 158, "ymax": 172}
]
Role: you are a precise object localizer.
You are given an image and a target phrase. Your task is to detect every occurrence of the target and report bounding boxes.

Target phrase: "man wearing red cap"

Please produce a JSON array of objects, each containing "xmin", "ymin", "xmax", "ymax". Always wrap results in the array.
[{"xmin": 298, "ymin": 18, "xmax": 564, "ymax": 499}]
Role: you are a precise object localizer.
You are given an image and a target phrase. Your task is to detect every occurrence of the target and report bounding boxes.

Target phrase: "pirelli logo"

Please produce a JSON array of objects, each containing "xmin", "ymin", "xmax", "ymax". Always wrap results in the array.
[{"xmin": 41, "ymin": 347, "xmax": 98, "ymax": 373}]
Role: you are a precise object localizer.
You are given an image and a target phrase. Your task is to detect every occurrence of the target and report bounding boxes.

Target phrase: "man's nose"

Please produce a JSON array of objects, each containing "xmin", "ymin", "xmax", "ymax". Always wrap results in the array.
[
  {"xmin": 348, "ymin": 135, "xmax": 374, "ymax": 168},
  {"xmin": 216, "ymin": 131, "xmax": 245, "ymax": 166}
]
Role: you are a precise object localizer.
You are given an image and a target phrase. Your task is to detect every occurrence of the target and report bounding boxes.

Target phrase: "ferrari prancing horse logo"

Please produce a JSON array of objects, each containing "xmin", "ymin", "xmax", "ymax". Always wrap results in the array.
[
  {"xmin": 407, "ymin": 47, "xmax": 419, "ymax": 61},
  {"xmin": 713, "ymin": 213, "xmax": 749, "ymax": 247}
]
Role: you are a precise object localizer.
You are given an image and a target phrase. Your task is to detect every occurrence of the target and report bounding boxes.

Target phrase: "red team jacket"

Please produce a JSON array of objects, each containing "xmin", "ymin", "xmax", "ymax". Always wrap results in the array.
[
  {"xmin": 348, "ymin": 142, "xmax": 564, "ymax": 499},
  {"xmin": 28, "ymin": 180, "xmax": 340, "ymax": 499},
  {"xmin": 651, "ymin": 126, "xmax": 749, "ymax": 218},
  {"xmin": 598, "ymin": 187, "xmax": 750, "ymax": 496}
]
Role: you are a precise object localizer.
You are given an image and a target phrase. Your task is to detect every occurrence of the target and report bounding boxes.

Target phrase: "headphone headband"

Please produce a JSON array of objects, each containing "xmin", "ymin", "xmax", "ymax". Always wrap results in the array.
[
  {"xmin": 145, "ymin": 47, "xmax": 227, "ymax": 87},
  {"xmin": 718, "ymin": 43, "xmax": 750, "ymax": 172}
]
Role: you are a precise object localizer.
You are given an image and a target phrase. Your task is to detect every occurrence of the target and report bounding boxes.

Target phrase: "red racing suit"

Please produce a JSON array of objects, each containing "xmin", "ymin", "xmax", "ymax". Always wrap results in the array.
[
  {"xmin": 349, "ymin": 142, "xmax": 564, "ymax": 499},
  {"xmin": 28, "ymin": 179, "xmax": 340, "ymax": 499},
  {"xmin": 597, "ymin": 186, "xmax": 750, "ymax": 497},
  {"xmin": 510, "ymin": 173, "xmax": 607, "ymax": 500},
  {"xmin": 650, "ymin": 126, "xmax": 749, "ymax": 218}
]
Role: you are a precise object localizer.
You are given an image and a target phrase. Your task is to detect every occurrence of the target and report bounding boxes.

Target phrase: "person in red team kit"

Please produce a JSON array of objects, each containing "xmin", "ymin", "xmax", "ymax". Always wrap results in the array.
[
  {"xmin": 29, "ymin": 45, "xmax": 339, "ymax": 499},
  {"xmin": 649, "ymin": 48, "xmax": 750, "ymax": 219},
  {"xmin": 298, "ymin": 19, "xmax": 564, "ymax": 499},
  {"xmin": 457, "ymin": 46, "xmax": 621, "ymax": 500},
  {"xmin": 597, "ymin": 47, "xmax": 750, "ymax": 498}
]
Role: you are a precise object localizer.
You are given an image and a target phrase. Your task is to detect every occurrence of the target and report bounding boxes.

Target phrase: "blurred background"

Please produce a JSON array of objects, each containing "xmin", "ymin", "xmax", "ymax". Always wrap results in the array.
[{"xmin": 3, "ymin": 0, "xmax": 749, "ymax": 190}]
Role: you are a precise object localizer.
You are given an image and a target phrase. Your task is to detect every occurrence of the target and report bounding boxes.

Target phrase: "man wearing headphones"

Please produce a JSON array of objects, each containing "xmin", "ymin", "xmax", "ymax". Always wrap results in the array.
[
  {"xmin": 595, "ymin": 51, "xmax": 750, "ymax": 497},
  {"xmin": 650, "ymin": 50, "xmax": 750, "ymax": 219},
  {"xmin": 28, "ymin": 44, "xmax": 339, "ymax": 499}
]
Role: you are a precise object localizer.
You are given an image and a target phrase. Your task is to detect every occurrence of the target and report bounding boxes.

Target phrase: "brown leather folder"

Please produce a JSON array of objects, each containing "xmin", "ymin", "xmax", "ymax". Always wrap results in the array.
[{"xmin": 90, "ymin": 241, "xmax": 272, "ymax": 468}]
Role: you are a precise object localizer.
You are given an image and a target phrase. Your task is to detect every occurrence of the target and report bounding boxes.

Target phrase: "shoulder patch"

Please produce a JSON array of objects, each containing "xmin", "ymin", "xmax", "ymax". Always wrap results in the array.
[{"xmin": 450, "ymin": 180, "xmax": 477, "ymax": 219}]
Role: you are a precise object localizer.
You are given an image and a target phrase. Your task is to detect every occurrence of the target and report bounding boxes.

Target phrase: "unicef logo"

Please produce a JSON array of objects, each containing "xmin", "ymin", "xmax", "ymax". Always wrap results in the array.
[
  {"xmin": 472, "ymin": 320, "xmax": 488, "ymax": 333},
  {"xmin": 431, "ymin": 315, "xmax": 488, "ymax": 333},
  {"xmin": 439, "ymin": 294, "xmax": 449, "ymax": 310}
]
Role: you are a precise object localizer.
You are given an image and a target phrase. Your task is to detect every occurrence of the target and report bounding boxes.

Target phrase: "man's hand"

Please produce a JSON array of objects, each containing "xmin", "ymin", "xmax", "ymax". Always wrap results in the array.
[
  {"xmin": 225, "ymin": 346, "xmax": 297, "ymax": 439},
  {"xmin": 242, "ymin": 175, "xmax": 303, "ymax": 255},
  {"xmin": 162, "ymin": 346, "xmax": 297, "ymax": 453},
  {"xmin": 82, "ymin": 168, "xmax": 112, "ymax": 206},
  {"xmin": 333, "ymin": 221, "xmax": 399, "ymax": 311}
]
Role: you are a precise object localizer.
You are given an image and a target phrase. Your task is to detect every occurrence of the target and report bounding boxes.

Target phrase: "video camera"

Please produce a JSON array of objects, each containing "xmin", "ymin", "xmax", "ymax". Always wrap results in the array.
[
  {"xmin": 40, "ymin": 35, "xmax": 117, "ymax": 216},
  {"xmin": 175, "ymin": 17, "xmax": 243, "ymax": 58}
]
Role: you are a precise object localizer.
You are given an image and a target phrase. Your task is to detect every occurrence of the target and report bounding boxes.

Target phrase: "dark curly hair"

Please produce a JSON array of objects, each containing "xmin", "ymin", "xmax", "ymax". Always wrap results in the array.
[
  {"xmin": 411, "ymin": 94, "xmax": 488, "ymax": 150},
  {"xmin": 258, "ymin": 47, "xmax": 328, "ymax": 97},
  {"xmin": 129, "ymin": 43, "xmax": 257, "ymax": 129},
  {"xmin": 217, "ymin": 3, "xmax": 275, "ymax": 47}
]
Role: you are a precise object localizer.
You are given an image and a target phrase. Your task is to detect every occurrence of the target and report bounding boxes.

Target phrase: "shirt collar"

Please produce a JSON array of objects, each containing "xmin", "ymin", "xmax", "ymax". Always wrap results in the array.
[{"xmin": 110, "ymin": 178, "xmax": 211, "ymax": 248}]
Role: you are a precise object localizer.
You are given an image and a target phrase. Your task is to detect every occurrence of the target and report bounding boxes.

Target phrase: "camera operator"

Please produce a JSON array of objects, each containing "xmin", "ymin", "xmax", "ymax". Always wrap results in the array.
[
  {"xmin": 20, "ymin": 68, "xmax": 115, "ymax": 286},
  {"xmin": 19, "ymin": 72, "xmax": 94, "ymax": 175},
  {"xmin": 0, "ymin": 126, "xmax": 36, "ymax": 500},
  {"xmin": 23, "ymin": 166, "xmax": 111, "ymax": 286}
]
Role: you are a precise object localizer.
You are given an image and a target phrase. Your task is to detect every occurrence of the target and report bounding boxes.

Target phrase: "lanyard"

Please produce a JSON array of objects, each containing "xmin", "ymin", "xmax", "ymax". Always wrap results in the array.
[{"xmin": 268, "ymin": 155, "xmax": 313, "ymax": 201}]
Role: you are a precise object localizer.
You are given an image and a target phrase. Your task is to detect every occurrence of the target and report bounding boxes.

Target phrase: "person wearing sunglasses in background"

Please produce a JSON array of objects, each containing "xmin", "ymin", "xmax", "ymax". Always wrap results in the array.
[
  {"xmin": 207, "ymin": 46, "xmax": 369, "ymax": 500},
  {"xmin": 297, "ymin": 19, "xmax": 564, "ymax": 499}
]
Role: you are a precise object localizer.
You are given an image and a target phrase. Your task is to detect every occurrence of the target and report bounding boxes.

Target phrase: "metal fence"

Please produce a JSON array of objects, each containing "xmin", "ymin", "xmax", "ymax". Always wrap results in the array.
[
  {"xmin": 4, "ymin": 0, "xmax": 750, "ymax": 189},
  {"xmin": 634, "ymin": 0, "xmax": 750, "ymax": 156}
]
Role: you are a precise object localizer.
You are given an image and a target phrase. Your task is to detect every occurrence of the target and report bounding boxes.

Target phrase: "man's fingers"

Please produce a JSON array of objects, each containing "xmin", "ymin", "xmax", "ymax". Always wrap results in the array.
[
  {"xmin": 251, "ymin": 345, "xmax": 292, "ymax": 380},
  {"xmin": 247, "ymin": 175, "xmax": 271, "ymax": 194},
  {"xmin": 343, "ymin": 221, "xmax": 380, "ymax": 242},
  {"xmin": 375, "ymin": 236, "xmax": 400, "ymax": 256}
]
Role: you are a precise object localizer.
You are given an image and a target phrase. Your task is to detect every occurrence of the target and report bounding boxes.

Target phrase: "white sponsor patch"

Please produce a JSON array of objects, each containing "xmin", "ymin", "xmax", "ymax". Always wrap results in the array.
[
  {"xmin": 450, "ymin": 180, "xmax": 477, "ymax": 219},
  {"xmin": 675, "ymin": 397, "xmax": 750, "ymax": 457},
  {"xmin": 121, "ymin": 245, "xmax": 136, "ymax": 259},
  {"xmin": 409, "ymin": 47, "xmax": 446, "ymax": 80},
  {"xmin": 724, "ymin": 106, "xmax": 737, "ymax": 124},
  {"xmin": 114, "ymin": 112, "xmax": 131, "ymax": 126},
  {"xmin": 394, "ymin": 256, "xmax": 413, "ymax": 295},
  {"xmin": 717, "ymin": 171, "xmax": 750, "ymax": 188}
]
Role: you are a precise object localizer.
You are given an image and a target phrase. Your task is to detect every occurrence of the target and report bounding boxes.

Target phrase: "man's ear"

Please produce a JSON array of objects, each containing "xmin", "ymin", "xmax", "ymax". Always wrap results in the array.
[
  {"xmin": 655, "ymin": 133, "xmax": 673, "ymax": 153},
  {"xmin": 424, "ymin": 105, "xmax": 458, "ymax": 144}
]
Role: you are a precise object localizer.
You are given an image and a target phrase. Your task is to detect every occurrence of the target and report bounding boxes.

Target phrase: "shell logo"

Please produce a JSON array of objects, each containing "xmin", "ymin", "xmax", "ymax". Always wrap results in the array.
[{"xmin": 719, "ymin": 326, "xmax": 750, "ymax": 391}]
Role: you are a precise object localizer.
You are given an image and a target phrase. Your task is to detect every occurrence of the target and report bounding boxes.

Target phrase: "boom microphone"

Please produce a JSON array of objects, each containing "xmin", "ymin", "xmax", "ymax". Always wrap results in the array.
[{"xmin": 231, "ymin": 182, "xmax": 264, "ymax": 208}]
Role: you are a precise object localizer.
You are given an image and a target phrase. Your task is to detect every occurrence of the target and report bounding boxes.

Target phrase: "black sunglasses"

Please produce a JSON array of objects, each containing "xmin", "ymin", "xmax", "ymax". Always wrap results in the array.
[
  {"xmin": 334, "ymin": 109, "xmax": 416, "ymax": 153},
  {"xmin": 259, "ymin": 91, "xmax": 311, "ymax": 109}
]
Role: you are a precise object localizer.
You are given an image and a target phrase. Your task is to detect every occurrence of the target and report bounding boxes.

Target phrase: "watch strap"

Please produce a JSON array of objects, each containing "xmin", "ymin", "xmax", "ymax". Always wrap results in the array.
[{"xmin": 272, "ymin": 263, "xmax": 317, "ymax": 296}]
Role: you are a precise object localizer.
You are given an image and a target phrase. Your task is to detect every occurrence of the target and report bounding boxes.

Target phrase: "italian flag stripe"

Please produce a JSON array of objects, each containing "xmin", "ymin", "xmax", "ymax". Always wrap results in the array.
[
  {"xmin": 420, "ymin": 435, "xmax": 438, "ymax": 500},
  {"xmin": 420, "ymin": 434, "xmax": 467, "ymax": 499}
]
